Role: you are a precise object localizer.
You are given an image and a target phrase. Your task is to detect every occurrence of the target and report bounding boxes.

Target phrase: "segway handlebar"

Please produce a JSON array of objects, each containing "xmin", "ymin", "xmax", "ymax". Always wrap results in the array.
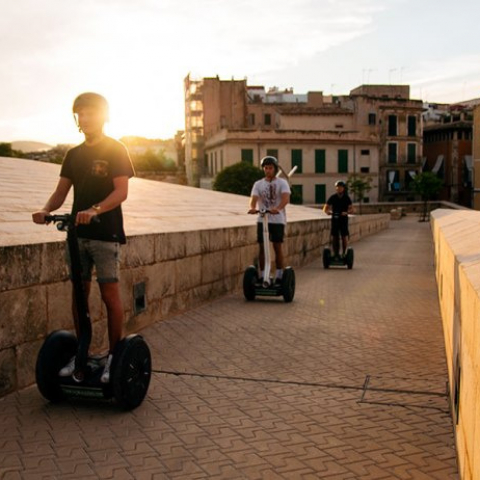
[{"xmin": 45, "ymin": 214, "xmax": 100, "ymax": 231}]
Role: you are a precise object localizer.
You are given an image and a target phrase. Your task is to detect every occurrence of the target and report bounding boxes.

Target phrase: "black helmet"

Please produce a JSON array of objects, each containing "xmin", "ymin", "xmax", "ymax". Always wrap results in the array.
[
  {"xmin": 261, "ymin": 156, "xmax": 279, "ymax": 172},
  {"xmin": 72, "ymin": 92, "xmax": 109, "ymax": 116},
  {"xmin": 335, "ymin": 180, "xmax": 346, "ymax": 187}
]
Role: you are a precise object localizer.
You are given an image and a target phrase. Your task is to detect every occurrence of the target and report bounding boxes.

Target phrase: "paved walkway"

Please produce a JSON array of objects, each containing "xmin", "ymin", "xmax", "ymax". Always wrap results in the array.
[{"xmin": 0, "ymin": 216, "xmax": 458, "ymax": 479}]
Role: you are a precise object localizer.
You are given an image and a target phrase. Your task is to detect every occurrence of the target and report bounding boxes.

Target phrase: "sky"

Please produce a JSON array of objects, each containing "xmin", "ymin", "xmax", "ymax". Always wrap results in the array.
[{"xmin": 1, "ymin": 0, "xmax": 480, "ymax": 146}]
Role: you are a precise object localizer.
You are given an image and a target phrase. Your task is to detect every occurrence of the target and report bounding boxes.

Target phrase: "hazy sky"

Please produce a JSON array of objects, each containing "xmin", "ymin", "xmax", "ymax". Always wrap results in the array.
[{"xmin": 1, "ymin": 0, "xmax": 479, "ymax": 145}]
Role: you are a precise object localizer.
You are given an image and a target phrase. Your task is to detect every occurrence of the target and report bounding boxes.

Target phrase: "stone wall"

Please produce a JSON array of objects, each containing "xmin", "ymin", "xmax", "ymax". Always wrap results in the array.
[
  {"xmin": 430, "ymin": 209, "xmax": 480, "ymax": 480},
  {"xmin": 0, "ymin": 214, "xmax": 389, "ymax": 397}
]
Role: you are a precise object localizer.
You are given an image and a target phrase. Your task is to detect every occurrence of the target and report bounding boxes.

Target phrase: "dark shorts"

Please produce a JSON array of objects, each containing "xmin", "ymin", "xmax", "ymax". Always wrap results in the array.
[
  {"xmin": 331, "ymin": 216, "xmax": 349, "ymax": 238},
  {"xmin": 257, "ymin": 222, "xmax": 285, "ymax": 243},
  {"xmin": 66, "ymin": 238, "xmax": 121, "ymax": 283}
]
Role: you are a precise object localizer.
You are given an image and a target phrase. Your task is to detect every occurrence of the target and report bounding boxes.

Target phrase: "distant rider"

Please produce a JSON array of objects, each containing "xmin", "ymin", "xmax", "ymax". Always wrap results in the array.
[{"xmin": 323, "ymin": 180, "xmax": 354, "ymax": 259}]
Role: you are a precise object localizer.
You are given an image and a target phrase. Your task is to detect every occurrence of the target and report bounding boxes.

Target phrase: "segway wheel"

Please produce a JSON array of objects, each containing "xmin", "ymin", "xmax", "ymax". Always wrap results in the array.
[
  {"xmin": 112, "ymin": 335, "xmax": 151, "ymax": 410},
  {"xmin": 243, "ymin": 265, "xmax": 258, "ymax": 301},
  {"xmin": 282, "ymin": 267, "xmax": 296, "ymax": 303},
  {"xmin": 322, "ymin": 248, "xmax": 331, "ymax": 269},
  {"xmin": 346, "ymin": 248, "xmax": 354, "ymax": 269},
  {"xmin": 36, "ymin": 330, "xmax": 78, "ymax": 403}
]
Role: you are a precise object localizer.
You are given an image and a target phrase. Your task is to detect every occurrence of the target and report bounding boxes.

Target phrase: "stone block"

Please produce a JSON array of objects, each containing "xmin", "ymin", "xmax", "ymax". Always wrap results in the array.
[
  {"xmin": 123, "ymin": 235, "xmax": 155, "ymax": 268},
  {"xmin": 155, "ymin": 232, "xmax": 186, "ymax": 262},
  {"xmin": 201, "ymin": 229, "xmax": 229, "ymax": 253},
  {"xmin": 184, "ymin": 231, "xmax": 202, "ymax": 257},
  {"xmin": 0, "ymin": 242, "xmax": 67, "ymax": 291},
  {"xmin": 223, "ymin": 248, "xmax": 242, "ymax": 277},
  {"xmin": 0, "ymin": 347, "xmax": 16, "ymax": 396},
  {"xmin": 201, "ymin": 251, "xmax": 224, "ymax": 284},
  {"xmin": 47, "ymin": 281, "xmax": 73, "ymax": 331},
  {"xmin": 175, "ymin": 256, "xmax": 202, "ymax": 292},
  {"xmin": 16, "ymin": 339, "xmax": 44, "ymax": 389},
  {"xmin": 0, "ymin": 286, "xmax": 47, "ymax": 349},
  {"xmin": 229, "ymin": 227, "xmax": 251, "ymax": 248}
]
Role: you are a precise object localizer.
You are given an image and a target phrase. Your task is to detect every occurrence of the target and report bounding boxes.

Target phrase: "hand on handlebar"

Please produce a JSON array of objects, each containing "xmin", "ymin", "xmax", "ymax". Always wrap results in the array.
[
  {"xmin": 75, "ymin": 208, "xmax": 98, "ymax": 226},
  {"xmin": 32, "ymin": 210, "xmax": 51, "ymax": 225}
]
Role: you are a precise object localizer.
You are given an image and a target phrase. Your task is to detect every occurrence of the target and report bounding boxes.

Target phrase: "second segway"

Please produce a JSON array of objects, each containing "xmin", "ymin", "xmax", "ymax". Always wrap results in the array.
[
  {"xmin": 323, "ymin": 213, "xmax": 354, "ymax": 269},
  {"xmin": 243, "ymin": 209, "xmax": 296, "ymax": 303}
]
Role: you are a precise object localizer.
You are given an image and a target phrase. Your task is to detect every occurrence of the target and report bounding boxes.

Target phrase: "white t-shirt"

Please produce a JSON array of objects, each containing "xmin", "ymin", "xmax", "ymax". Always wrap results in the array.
[{"xmin": 251, "ymin": 177, "xmax": 291, "ymax": 224}]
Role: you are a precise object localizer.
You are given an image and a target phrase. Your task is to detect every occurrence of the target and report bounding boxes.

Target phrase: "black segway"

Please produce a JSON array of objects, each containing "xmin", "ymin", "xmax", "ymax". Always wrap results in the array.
[
  {"xmin": 323, "ymin": 213, "xmax": 354, "ymax": 269},
  {"xmin": 35, "ymin": 214, "xmax": 151, "ymax": 410},
  {"xmin": 243, "ymin": 209, "xmax": 296, "ymax": 303}
]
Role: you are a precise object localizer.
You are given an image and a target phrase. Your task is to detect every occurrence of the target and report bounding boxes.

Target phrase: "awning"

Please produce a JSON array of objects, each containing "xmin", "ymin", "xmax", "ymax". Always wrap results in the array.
[
  {"xmin": 431, "ymin": 155, "xmax": 444, "ymax": 174},
  {"xmin": 464, "ymin": 155, "xmax": 473, "ymax": 171}
]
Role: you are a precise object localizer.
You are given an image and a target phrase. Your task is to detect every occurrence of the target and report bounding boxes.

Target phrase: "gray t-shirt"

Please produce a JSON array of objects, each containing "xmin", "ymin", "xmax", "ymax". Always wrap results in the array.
[{"xmin": 251, "ymin": 177, "xmax": 291, "ymax": 224}]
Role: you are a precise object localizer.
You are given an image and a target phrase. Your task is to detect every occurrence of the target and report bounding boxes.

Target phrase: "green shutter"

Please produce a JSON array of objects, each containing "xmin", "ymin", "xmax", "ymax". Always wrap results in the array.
[
  {"xmin": 338, "ymin": 150, "xmax": 348, "ymax": 173},
  {"xmin": 388, "ymin": 143, "xmax": 397, "ymax": 164},
  {"xmin": 408, "ymin": 116, "xmax": 416, "ymax": 136},
  {"xmin": 241, "ymin": 149, "xmax": 253, "ymax": 164},
  {"xmin": 266, "ymin": 149, "xmax": 278, "ymax": 160},
  {"xmin": 407, "ymin": 143, "xmax": 416, "ymax": 163},
  {"xmin": 291, "ymin": 149, "xmax": 303, "ymax": 173},
  {"xmin": 315, "ymin": 150, "xmax": 326, "ymax": 173},
  {"xmin": 315, "ymin": 184, "xmax": 326, "ymax": 204},
  {"xmin": 291, "ymin": 185, "xmax": 303, "ymax": 205}
]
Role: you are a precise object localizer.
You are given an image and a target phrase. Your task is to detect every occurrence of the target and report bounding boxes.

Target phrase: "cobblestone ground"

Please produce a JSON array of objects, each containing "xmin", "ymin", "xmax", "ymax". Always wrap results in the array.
[{"xmin": 0, "ymin": 217, "xmax": 458, "ymax": 479}]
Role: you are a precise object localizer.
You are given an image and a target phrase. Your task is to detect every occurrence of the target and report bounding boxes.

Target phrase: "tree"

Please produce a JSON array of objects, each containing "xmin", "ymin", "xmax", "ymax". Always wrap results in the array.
[
  {"xmin": 213, "ymin": 162, "xmax": 264, "ymax": 196},
  {"xmin": 411, "ymin": 172, "xmax": 443, "ymax": 222},
  {"xmin": 346, "ymin": 173, "xmax": 372, "ymax": 214},
  {"xmin": 0, "ymin": 143, "xmax": 13, "ymax": 157}
]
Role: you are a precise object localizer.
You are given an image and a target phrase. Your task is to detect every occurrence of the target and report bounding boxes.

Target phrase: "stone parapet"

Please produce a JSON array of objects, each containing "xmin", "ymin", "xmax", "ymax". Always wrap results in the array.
[
  {"xmin": 431, "ymin": 209, "xmax": 480, "ymax": 480},
  {"xmin": 0, "ymin": 213, "xmax": 388, "ymax": 396}
]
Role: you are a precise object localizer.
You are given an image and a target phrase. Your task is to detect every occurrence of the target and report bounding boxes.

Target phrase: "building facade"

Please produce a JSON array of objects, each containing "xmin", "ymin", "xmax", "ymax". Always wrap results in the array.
[
  {"xmin": 184, "ymin": 76, "xmax": 424, "ymax": 204},
  {"xmin": 423, "ymin": 102, "xmax": 475, "ymax": 207}
]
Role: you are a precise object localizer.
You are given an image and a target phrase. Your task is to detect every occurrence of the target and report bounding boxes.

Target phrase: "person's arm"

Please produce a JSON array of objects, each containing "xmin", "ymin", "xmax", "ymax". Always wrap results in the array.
[
  {"xmin": 32, "ymin": 177, "xmax": 72, "ymax": 224},
  {"xmin": 75, "ymin": 176, "xmax": 129, "ymax": 225},
  {"xmin": 248, "ymin": 194, "xmax": 259, "ymax": 214},
  {"xmin": 347, "ymin": 203, "xmax": 354, "ymax": 214},
  {"xmin": 323, "ymin": 201, "xmax": 332, "ymax": 215}
]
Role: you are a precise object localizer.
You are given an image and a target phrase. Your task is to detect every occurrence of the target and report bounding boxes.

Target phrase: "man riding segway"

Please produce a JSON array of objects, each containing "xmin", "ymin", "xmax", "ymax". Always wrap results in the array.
[{"xmin": 323, "ymin": 180, "xmax": 354, "ymax": 260}]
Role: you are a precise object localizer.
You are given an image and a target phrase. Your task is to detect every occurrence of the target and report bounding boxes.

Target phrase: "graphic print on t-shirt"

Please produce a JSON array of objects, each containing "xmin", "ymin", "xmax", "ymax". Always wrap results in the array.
[{"xmin": 91, "ymin": 160, "xmax": 109, "ymax": 178}]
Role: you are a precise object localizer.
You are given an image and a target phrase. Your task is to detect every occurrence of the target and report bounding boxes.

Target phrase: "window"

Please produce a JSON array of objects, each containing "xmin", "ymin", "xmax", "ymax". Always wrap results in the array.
[
  {"xmin": 388, "ymin": 115, "xmax": 397, "ymax": 136},
  {"xmin": 338, "ymin": 149, "xmax": 348, "ymax": 173},
  {"xmin": 266, "ymin": 149, "xmax": 278, "ymax": 160},
  {"xmin": 407, "ymin": 143, "xmax": 416, "ymax": 164},
  {"xmin": 315, "ymin": 149, "xmax": 326, "ymax": 173},
  {"xmin": 360, "ymin": 167, "xmax": 370, "ymax": 173},
  {"xmin": 291, "ymin": 149, "xmax": 303, "ymax": 173},
  {"xmin": 368, "ymin": 113, "xmax": 376, "ymax": 125},
  {"xmin": 248, "ymin": 113, "xmax": 255, "ymax": 127},
  {"xmin": 387, "ymin": 143, "xmax": 397, "ymax": 164},
  {"xmin": 291, "ymin": 184, "xmax": 303, "ymax": 205},
  {"xmin": 264, "ymin": 114, "xmax": 272, "ymax": 125},
  {"xmin": 387, "ymin": 170, "xmax": 400, "ymax": 191},
  {"xmin": 241, "ymin": 149, "xmax": 254, "ymax": 164},
  {"xmin": 315, "ymin": 184, "xmax": 326, "ymax": 204},
  {"xmin": 360, "ymin": 149, "xmax": 370, "ymax": 156},
  {"xmin": 407, "ymin": 115, "xmax": 416, "ymax": 136}
]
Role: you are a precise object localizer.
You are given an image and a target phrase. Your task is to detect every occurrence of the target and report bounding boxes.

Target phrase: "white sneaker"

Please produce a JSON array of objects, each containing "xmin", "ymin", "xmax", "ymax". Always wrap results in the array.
[
  {"xmin": 59, "ymin": 356, "xmax": 76, "ymax": 377},
  {"xmin": 101, "ymin": 354, "xmax": 113, "ymax": 383}
]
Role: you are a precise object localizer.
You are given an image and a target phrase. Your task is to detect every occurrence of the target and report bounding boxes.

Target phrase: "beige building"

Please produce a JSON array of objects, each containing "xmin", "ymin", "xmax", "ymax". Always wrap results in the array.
[{"xmin": 184, "ymin": 76, "xmax": 424, "ymax": 204}]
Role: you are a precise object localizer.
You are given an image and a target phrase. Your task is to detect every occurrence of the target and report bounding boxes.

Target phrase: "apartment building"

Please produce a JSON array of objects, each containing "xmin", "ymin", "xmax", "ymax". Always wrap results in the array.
[
  {"xmin": 423, "ymin": 102, "xmax": 475, "ymax": 207},
  {"xmin": 184, "ymin": 75, "xmax": 424, "ymax": 204}
]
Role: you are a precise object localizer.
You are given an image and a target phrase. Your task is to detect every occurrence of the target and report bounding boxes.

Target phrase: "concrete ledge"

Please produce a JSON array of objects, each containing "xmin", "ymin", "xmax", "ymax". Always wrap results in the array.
[{"xmin": 431, "ymin": 208, "xmax": 480, "ymax": 480}]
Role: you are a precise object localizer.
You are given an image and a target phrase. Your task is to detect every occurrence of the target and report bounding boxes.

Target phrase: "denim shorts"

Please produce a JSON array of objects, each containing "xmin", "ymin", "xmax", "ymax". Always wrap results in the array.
[{"xmin": 66, "ymin": 239, "xmax": 120, "ymax": 283}]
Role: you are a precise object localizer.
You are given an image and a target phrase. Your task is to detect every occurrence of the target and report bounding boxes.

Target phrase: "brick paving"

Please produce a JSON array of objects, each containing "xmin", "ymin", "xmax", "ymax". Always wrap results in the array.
[{"xmin": 0, "ymin": 216, "xmax": 458, "ymax": 479}]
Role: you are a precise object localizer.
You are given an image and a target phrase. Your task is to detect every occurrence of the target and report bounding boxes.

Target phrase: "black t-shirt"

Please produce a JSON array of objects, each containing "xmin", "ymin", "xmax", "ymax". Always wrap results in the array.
[
  {"xmin": 326, "ymin": 193, "xmax": 352, "ymax": 214},
  {"xmin": 60, "ymin": 136, "xmax": 134, "ymax": 243}
]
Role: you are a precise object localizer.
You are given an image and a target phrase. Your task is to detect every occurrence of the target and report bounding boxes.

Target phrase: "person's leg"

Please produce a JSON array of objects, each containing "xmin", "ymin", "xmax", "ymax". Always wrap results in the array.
[
  {"xmin": 98, "ymin": 282, "xmax": 124, "ymax": 353},
  {"xmin": 271, "ymin": 224, "xmax": 285, "ymax": 280},
  {"xmin": 342, "ymin": 236, "xmax": 348, "ymax": 255},
  {"xmin": 332, "ymin": 234, "xmax": 340, "ymax": 257}
]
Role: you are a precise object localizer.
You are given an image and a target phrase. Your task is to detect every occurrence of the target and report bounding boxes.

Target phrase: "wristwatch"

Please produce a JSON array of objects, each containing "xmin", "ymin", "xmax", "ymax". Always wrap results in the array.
[{"xmin": 91, "ymin": 204, "xmax": 102, "ymax": 213}]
